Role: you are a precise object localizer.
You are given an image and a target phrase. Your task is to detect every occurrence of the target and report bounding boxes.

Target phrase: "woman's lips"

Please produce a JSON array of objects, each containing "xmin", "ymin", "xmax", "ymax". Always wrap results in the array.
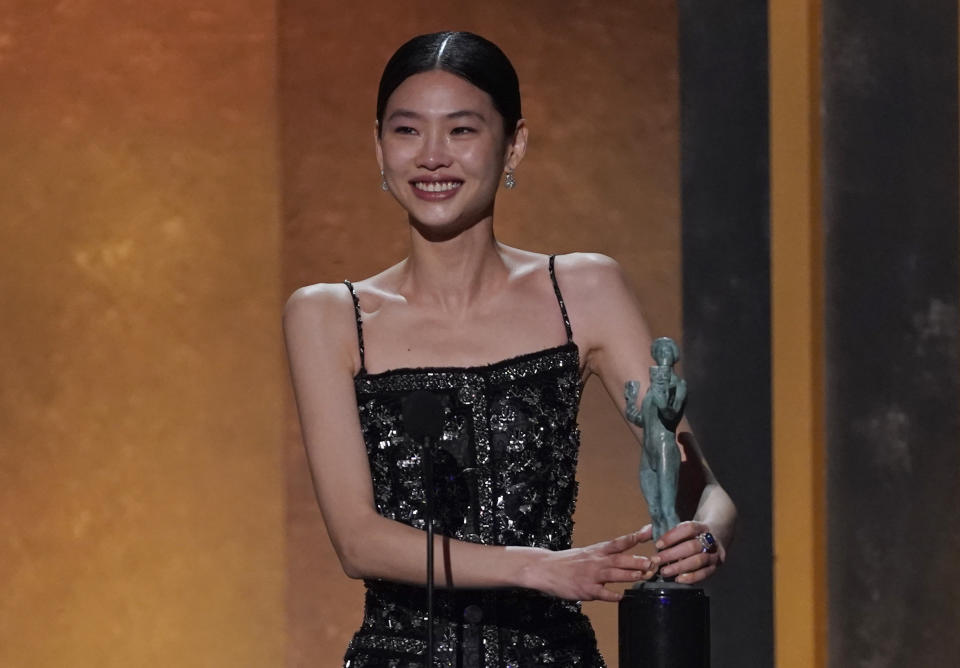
[{"xmin": 410, "ymin": 180, "xmax": 463, "ymax": 200}]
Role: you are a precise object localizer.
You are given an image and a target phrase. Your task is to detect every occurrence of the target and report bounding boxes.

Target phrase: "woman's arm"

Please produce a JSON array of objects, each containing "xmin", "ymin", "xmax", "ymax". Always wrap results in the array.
[
  {"xmin": 653, "ymin": 429, "xmax": 736, "ymax": 583},
  {"xmin": 558, "ymin": 253, "xmax": 738, "ymax": 584},
  {"xmin": 283, "ymin": 283, "xmax": 658, "ymax": 601}
]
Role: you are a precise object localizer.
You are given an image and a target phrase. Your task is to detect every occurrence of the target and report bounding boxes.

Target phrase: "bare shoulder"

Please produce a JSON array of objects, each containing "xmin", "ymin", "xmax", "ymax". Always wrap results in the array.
[
  {"xmin": 284, "ymin": 282, "xmax": 355, "ymax": 331},
  {"xmin": 552, "ymin": 252, "xmax": 635, "ymax": 305},
  {"xmin": 283, "ymin": 282, "xmax": 361, "ymax": 374},
  {"xmin": 553, "ymin": 253, "xmax": 651, "ymax": 368}
]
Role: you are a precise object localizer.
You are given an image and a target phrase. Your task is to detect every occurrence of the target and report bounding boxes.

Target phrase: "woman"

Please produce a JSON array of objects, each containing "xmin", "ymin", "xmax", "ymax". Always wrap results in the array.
[{"xmin": 284, "ymin": 31, "xmax": 736, "ymax": 667}]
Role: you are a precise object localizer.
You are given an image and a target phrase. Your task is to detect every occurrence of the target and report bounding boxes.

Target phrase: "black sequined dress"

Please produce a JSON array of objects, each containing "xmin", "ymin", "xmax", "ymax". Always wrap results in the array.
[{"xmin": 342, "ymin": 256, "xmax": 605, "ymax": 668}]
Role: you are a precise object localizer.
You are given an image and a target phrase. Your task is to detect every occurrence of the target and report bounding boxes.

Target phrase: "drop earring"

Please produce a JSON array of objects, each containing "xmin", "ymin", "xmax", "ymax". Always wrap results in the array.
[
  {"xmin": 504, "ymin": 170, "xmax": 516, "ymax": 190},
  {"xmin": 380, "ymin": 170, "xmax": 389, "ymax": 191}
]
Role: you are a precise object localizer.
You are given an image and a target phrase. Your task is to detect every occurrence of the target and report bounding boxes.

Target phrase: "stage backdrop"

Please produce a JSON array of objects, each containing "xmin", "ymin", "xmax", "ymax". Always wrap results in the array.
[
  {"xmin": 1, "ymin": 2, "xmax": 681, "ymax": 667},
  {"xmin": 278, "ymin": 2, "xmax": 681, "ymax": 665},
  {"xmin": 0, "ymin": 1, "xmax": 285, "ymax": 667}
]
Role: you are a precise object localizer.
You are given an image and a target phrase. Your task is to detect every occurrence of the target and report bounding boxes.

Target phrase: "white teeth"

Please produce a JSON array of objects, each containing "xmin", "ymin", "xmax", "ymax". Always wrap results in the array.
[{"xmin": 414, "ymin": 181, "xmax": 461, "ymax": 192}]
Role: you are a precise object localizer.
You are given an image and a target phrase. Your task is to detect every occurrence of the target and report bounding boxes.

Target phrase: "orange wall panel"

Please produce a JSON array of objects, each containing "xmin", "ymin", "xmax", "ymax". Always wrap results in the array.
[
  {"xmin": 769, "ymin": 1, "xmax": 827, "ymax": 667},
  {"xmin": 0, "ymin": 3, "xmax": 285, "ymax": 666}
]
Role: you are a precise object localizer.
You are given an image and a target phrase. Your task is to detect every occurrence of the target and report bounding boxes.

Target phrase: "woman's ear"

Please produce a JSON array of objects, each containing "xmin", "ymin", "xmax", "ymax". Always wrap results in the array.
[
  {"xmin": 374, "ymin": 121, "xmax": 384, "ymax": 172},
  {"xmin": 504, "ymin": 119, "xmax": 528, "ymax": 171}
]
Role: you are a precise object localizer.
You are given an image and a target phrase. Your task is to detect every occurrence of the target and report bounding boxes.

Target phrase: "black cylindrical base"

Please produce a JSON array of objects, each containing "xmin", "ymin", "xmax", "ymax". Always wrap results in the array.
[{"xmin": 619, "ymin": 582, "xmax": 710, "ymax": 668}]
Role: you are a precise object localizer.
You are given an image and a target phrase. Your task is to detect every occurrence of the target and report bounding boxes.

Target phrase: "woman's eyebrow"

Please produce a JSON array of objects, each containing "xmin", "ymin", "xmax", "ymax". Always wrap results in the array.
[
  {"xmin": 385, "ymin": 109, "xmax": 487, "ymax": 122},
  {"xmin": 446, "ymin": 110, "xmax": 486, "ymax": 122},
  {"xmin": 386, "ymin": 109, "xmax": 421, "ymax": 122}
]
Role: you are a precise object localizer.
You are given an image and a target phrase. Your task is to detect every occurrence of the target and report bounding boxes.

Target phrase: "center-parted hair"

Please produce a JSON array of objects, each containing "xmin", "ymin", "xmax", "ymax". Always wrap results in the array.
[{"xmin": 376, "ymin": 31, "xmax": 522, "ymax": 138}]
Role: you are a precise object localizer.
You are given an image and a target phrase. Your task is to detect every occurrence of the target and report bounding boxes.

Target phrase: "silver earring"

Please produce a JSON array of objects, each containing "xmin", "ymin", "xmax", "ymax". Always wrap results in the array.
[
  {"xmin": 380, "ymin": 170, "xmax": 389, "ymax": 191},
  {"xmin": 504, "ymin": 170, "xmax": 516, "ymax": 189}
]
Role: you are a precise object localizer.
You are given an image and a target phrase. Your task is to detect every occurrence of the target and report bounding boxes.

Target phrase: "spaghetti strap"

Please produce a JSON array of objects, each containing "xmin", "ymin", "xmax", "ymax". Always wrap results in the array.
[
  {"xmin": 343, "ymin": 280, "xmax": 366, "ymax": 374},
  {"xmin": 548, "ymin": 255, "xmax": 574, "ymax": 342}
]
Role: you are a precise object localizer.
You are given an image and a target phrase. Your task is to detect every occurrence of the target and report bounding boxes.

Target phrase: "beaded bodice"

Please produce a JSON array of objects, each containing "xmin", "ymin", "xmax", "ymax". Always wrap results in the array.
[
  {"xmin": 355, "ymin": 342, "xmax": 582, "ymax": 551},
  {"xmin": 341, "ymin": 256, "xmax": 605, "ymax": 668}
]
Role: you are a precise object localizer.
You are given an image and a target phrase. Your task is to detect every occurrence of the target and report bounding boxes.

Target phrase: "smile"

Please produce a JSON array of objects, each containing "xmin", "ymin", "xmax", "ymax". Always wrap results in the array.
[{"xmin": 413, "ymin": 181, "xmax": 462, "ymax": 193}]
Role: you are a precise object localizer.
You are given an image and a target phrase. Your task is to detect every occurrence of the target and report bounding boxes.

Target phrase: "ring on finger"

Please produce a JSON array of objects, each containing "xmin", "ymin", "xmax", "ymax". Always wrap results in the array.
[{"xmin": 697, "ymin": 532, "xmax": 718, "ymax": 554}]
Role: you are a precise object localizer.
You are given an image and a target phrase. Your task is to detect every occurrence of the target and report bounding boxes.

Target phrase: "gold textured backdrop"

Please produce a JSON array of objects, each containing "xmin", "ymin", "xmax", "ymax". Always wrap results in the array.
[
  {"xmin": 0, "ymin": 2, "xmax": 679, "ymax": 666},
  {"xmin": 0, "ymin": 2, "xmax": 285, "ymax": 667},
  {"xmin": 279, "ymin": 2, "xmax": 680, "ymax": 665}
]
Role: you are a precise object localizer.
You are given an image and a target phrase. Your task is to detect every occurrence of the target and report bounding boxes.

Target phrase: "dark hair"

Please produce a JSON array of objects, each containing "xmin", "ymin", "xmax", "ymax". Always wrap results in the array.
[{"xmin": 376, "ymin": 31, "xmax": 522, "ymax": 138}]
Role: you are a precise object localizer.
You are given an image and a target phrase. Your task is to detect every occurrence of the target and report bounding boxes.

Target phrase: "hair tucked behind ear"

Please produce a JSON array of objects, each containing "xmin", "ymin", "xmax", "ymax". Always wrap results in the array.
[{"xmin": 376, "ymin": 31, "xmax": 522, "ymax": 138}]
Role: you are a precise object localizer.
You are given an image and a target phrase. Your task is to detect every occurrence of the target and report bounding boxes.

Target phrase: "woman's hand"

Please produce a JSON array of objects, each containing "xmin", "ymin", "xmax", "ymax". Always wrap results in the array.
[
  {"xmin": 654, "ymin": 520, "xmax": 725, "ymax": 584},
  {"xmin": 520, "ymin": 526, "xmax": 659, "ymax": 602}
]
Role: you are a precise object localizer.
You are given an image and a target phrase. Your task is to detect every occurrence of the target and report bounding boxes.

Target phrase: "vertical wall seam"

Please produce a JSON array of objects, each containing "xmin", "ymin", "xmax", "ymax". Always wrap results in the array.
[{"xmin": 770, "ymin": 1, "xmax": 827, "ymax": 666}]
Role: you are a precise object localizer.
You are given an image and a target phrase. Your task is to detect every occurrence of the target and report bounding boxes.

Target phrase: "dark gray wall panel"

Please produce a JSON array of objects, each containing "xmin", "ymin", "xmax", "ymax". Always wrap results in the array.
[
  {"xmin": 678, "ymin": 2, "xmax": 773, "ymax": 667},
  {"xmin": 822, "ymin": 2, "xmax": 960, "ymax": 666}
]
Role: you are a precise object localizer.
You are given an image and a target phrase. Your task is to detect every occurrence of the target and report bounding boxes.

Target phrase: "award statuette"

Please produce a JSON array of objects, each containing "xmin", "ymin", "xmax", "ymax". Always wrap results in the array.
[{"xmin": 619, "ymin": 337, "xmax": 710, "ymax": 668}]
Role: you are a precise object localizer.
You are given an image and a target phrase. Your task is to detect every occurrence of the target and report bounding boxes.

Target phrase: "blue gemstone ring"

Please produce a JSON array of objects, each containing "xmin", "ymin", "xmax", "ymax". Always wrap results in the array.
[{"xmin": 697, "ymin": 532, "xmax": 718, "ymax": 554}]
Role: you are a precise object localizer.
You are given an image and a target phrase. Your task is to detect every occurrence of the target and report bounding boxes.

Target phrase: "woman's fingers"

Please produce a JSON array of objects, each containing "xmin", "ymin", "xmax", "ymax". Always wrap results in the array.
[
  {"xmin": 655, "ymin": 520, "xmax": 702, "ymax": 551},
  {"xmin": 536, "ymin": 528, "xmax": 660, "ymax": 602},
  {"xmin": 600, "ymin": 552, "xmax": 657, "ymax": 581},
  {"xmin": 600, "ymin": 531, "xmax": 642, "ymax": 555},
  {"xmin": 601, "ymin": 566, "xmax": 658, "ymax": 584},
  {"xmin": 652, "ymin": 521, "xmax": 724, "ymax": 583},
  {"xmin": 673, "ymin": 563, "xmax": 717, "ymax": 584},
  {"xmin": 609, "ymin": 552, "xmax": 656, "ymax": 571},
  {"xmin": 562, "ymin": 534, "xmax": 658, "ymax": 601},
  {"xmin": 601, "ymin": 525, "xmax": 654, "ymax": 555},
  {"xmin": 635, "ymin": 524, "xmax": 654, "ymax": 542},
  {"xmin": 655, "ymin": 521, "xmax": 715, "ymax": 564},
  {"xmin": 659, "ymin": 551, "xmax": 713, "ymax": 579},
  {"xmin": 594, "ymin": 585, "xmax": 625, "ymax": 603},
  {"xmin": 589, "ymin": 547, "xmax": 658, "ymax": 595},
  {"xmin": 655, "ymin": 534, "xmax": 702, "ymax": 565}
]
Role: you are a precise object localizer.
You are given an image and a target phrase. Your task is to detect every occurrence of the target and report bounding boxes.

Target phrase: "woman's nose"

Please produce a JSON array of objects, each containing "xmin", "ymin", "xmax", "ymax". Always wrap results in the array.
[{"xmin": 416, "ymin": 131, "xmax": 451, "ymax": 169}]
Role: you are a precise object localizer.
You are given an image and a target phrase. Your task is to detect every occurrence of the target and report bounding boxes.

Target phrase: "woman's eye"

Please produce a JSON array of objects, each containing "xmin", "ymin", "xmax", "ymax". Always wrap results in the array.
[
  {"xmin": 451, "ymin": 126, "xmax": 476, "ymax": 135},
  {"xmin": 393, "ymin": 126, "xmax": 417, "ymax": 135}
]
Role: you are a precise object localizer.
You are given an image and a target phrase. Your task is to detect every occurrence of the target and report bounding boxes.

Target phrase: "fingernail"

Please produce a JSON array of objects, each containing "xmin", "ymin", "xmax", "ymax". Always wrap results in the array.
[
  {"xmin": 651, "ymin": 556, "xmax": 661, "ymax": 565},
  {"xmin": 655, "ymin": 540, "xmax": 665, "ymax": 549},
  {"xmin": 634, "ymin": 571, "xmax": 644, "ymax": 579}
]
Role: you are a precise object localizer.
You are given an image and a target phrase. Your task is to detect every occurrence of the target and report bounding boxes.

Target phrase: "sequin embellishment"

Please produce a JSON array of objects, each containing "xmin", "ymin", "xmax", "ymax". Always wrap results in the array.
[{"xmin": 343, "ymin": 344, "xmax": 606, "ymax": 667}]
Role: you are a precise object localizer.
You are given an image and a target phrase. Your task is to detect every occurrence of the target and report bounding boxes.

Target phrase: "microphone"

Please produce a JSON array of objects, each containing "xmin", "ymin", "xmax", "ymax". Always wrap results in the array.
[
  {"xmin": 402, "ymin": 390, "xmax": 445, "ymax": 441},
  {"xmin": 401, "ymin": 390, "xmax": 445, "ymax": 667}
]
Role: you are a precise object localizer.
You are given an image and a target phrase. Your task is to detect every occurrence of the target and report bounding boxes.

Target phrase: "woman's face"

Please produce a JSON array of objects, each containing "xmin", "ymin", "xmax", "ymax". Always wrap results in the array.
[{"xmin": 376, "ymin": 70, "xmax": 526, "ymax": 235}]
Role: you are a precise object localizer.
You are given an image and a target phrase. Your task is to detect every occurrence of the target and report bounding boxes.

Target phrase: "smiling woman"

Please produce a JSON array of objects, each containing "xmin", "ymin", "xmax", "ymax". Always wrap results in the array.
[
  {"xmin": 376, "ymin": 69, "xmax": 527, "ymax": 240},
  {"xmin": 283, "ymin": 31, "xmax": 735, "ymax": 667},
  {"xmin": 375, "ymin": 33, "xmax": 527, "ymax": 242}
]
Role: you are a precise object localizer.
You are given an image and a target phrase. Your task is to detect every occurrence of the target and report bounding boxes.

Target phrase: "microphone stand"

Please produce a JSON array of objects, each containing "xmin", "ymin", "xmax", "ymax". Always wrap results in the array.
[
  {"xmin": 402, "ymin": 389, "xmax": 444, "ymax": 667},
  {"xmin": 423, "ymin": 432, "xmax": 435, "ymax": 668}
]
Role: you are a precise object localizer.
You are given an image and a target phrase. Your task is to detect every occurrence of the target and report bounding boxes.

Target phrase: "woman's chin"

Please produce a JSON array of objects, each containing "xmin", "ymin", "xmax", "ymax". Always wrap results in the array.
[{"xmin": 408, "ymin": 213, "xmax": 489, "ymax": 242}]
